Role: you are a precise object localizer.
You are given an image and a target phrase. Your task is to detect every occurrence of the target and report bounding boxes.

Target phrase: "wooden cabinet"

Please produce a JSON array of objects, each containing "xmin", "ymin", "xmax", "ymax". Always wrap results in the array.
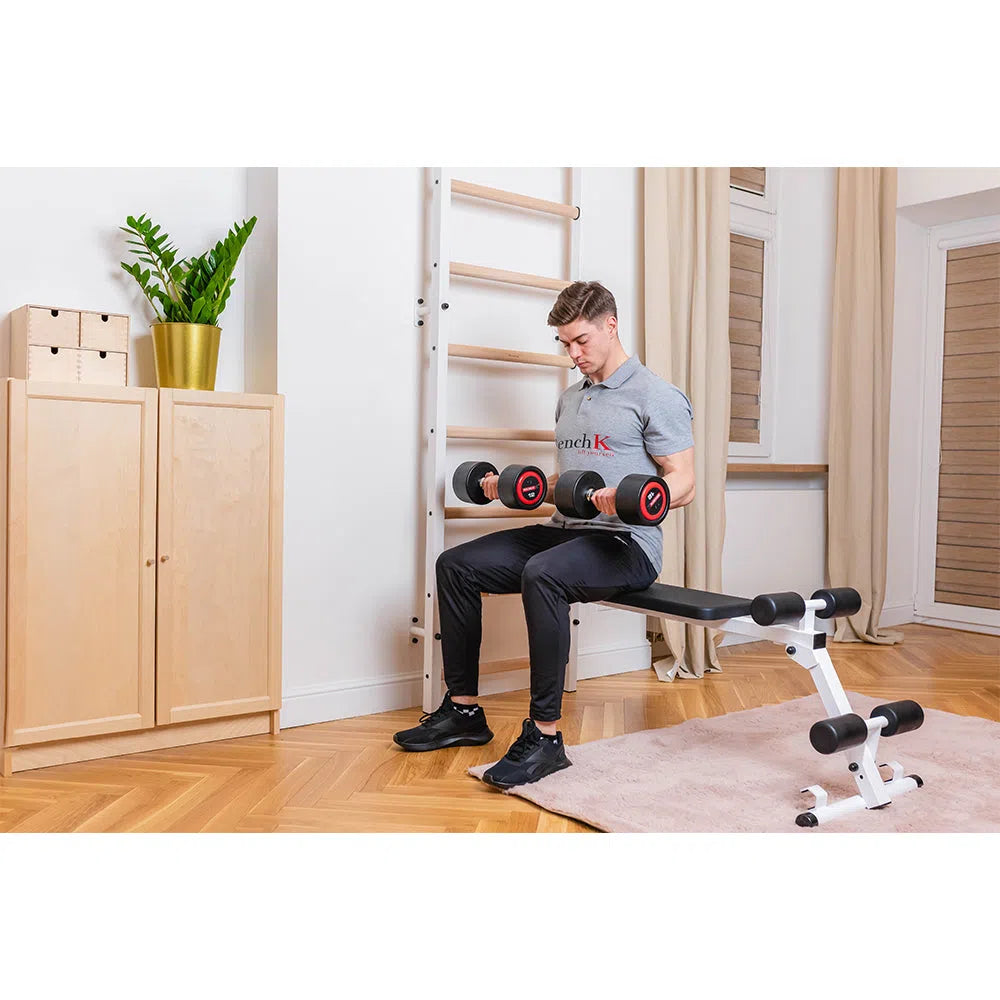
[
  {"xmin": 0, "ymin": 380, "xmax": 284, "ymax": 774},
  {"xmin": 156, "ymin": 390, "xmax": 283, "ymax": 725}
]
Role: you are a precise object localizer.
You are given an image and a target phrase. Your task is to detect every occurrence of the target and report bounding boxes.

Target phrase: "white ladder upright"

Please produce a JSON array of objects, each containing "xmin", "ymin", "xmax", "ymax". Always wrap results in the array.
[{"xmin": 413, "ymin": 168, "xmax": 583, "ymax": 713}]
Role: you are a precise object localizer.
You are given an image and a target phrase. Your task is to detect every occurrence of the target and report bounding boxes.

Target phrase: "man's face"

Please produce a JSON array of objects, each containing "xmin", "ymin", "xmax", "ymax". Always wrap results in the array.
[{"xmin": 556, "ymin": 315, "xmax": 617, "ymax": 374}]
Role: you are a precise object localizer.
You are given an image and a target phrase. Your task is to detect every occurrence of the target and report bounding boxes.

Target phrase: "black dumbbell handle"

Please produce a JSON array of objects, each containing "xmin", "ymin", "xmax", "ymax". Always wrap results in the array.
[{"xmin": 480, "ymin": 470, "xmax": 550, "ymax": 485}]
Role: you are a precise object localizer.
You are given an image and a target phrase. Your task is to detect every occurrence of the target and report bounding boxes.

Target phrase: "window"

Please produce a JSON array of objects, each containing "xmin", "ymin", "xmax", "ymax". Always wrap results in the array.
[
  {"xmin": 731, "ymin": 168, "xmax": 765, "ymax": 196},
  {"xmin": 728, "ymin": 169, "xmax": 778, "ymax": 456},
  {"xmin": 729, "ymin": 234, "xmax": 763, "ymax": 443}
]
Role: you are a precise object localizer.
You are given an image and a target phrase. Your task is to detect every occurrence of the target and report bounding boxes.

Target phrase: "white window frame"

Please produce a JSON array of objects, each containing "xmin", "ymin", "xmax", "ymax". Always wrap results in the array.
[
  {"xmin": 730, "ymin": 169, "xmax": 778, "ymax": 214},
  {"xmin": 913, "ymin": 213, "xmax": 1000, "ymax": 632},
  {"xmin": 729, "ymin": 170, "xmax": 781, "ymax": 459}
]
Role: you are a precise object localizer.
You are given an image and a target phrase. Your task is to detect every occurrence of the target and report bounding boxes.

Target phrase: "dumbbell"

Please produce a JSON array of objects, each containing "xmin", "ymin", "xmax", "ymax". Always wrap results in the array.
[
  {"xmin": 452, "ymin": 461, "xmax": 548, "ymax": 511},
  {"xmin": 553, "ymin": 469, "xmax": 670, "ymax": 526}
]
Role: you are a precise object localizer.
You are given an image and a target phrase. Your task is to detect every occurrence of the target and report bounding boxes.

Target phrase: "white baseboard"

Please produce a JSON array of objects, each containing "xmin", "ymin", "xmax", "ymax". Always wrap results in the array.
[
  {"xmin": 880, "ymin": 602, "xmax": 915, "ymax": 627},
  {"xmin": 281, "ymin": 672, "xmax": 422, "ymax": 729},
  {"xmin": 281, "ymin": 640, "xmax": 655, "ymax": 728},
  {"xmin": 912, "ymin": 615, "xmax": 999, "ymax": 637},
  {"xmin": 577, "ymin": 641, "xmax": 651, "ymax": 680},
  {"xmin": 479, "ymin": 641, "xmax": 652, "ymax": 696},
  {"xmin": 478, "ymin": 668, "xmax": 531, "ymax": 697}
]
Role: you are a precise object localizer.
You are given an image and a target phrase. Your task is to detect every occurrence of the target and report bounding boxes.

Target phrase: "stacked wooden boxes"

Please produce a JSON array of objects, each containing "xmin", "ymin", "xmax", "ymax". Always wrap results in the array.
[{"xmin": 10, "ymin": 305, "xmax": 129, "ymax": 386}]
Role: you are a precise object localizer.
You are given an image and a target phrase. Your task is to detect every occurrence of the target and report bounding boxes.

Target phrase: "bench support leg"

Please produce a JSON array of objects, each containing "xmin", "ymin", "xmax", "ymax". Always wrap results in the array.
[
  {"xmin": 564, "ymin": 604, "xmax": 581, "ymax": 693},
  {"xmin": 785, "ymin": 643, "xmax": 919, "ymax": 827}
]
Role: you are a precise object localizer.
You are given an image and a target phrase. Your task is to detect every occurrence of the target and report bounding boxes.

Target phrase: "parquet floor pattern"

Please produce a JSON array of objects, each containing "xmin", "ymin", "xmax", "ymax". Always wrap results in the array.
[{"xmin": 1, "ymin": 624, "xmax": 996, "ymax": 832}]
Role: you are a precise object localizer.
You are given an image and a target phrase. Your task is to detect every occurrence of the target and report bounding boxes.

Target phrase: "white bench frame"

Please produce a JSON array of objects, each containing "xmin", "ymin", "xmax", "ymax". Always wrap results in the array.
[{"xmin": 566, "ymin": 594, "xmax": 922, "ymax": 827}]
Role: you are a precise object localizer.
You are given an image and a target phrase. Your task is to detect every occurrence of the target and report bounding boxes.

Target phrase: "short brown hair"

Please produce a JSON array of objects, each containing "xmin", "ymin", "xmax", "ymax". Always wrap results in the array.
[{"xmin": 546, "ymin": 280, "xmax": 618, "ymax": 327}]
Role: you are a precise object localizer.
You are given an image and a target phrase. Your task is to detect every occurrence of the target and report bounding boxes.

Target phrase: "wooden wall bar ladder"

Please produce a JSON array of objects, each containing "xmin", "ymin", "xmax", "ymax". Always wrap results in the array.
[{"xmin": 416, "ymin": 169, "xmax": 582, "ymax": 712}]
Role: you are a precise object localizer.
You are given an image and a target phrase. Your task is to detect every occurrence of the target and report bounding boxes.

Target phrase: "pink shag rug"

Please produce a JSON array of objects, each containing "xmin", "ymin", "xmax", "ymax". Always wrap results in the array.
[{"xmin": 468, "ymin": 692, "xmax": 1000, "ymax": 832}]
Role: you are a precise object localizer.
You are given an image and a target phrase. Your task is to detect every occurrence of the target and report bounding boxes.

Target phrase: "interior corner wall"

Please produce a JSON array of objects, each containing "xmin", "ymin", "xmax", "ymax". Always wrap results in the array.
[
  {"xmin": 0, "ymin": 168, "xmax": 249, "ymax": 392},
  {"xmin": 245, "ymin": 168, "xmax": 278, "ymax": 395}
]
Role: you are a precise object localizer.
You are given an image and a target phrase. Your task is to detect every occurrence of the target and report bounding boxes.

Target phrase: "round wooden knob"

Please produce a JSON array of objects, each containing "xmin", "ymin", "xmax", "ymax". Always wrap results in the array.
[
  {"xmin": 160, "ymin": 555, "xmax": 169, "ymax": 562},
  {"xmin": 146, "ymin": 559, "xmax": 154, "ymax": 567}
]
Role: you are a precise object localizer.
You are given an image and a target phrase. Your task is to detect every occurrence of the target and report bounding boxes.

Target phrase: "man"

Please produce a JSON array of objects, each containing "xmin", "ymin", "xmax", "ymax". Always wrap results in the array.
[{"xmin": 394, "ymin": 281, "xmax": 696, "ymax": 788}]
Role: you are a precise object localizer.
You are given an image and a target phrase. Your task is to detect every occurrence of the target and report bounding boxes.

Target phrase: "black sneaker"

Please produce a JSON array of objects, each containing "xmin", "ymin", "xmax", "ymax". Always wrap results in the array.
[
  {"xmin": 481, "ymin": 719, "xmax": 572, "ymax": 789},
  {"xmin": 393, "ymin": 693, "xmax": 494, "ymax": 752}
]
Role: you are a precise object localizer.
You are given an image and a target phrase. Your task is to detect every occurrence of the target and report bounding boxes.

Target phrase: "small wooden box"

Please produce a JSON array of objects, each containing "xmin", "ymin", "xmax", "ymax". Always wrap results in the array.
[
  {"xmin": 11, "ymin": 305, "xmax": 128, "ymax": 386},
  {"xmin": 79, "ymin": 348, "xmax": 127, "ymax": 386},
  {"xmin": 26, "ymin": 345, "xmax": 80, "ymax": 382},
  {"xmin": 80, "ymin": 311, "xmax": 129, "ymax": 353}
]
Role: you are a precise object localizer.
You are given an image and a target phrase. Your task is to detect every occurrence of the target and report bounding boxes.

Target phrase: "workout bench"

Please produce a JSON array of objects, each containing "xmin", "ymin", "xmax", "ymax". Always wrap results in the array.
[{"xmin": 565, "ymin": 584, "xmax": 925, "ymax": 828}]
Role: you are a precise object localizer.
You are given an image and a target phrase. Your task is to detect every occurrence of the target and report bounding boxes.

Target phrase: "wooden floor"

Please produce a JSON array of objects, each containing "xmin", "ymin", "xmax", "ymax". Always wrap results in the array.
[{"xmin": 1, "ymin": 623, "xmax": 997, "ymax": 832}]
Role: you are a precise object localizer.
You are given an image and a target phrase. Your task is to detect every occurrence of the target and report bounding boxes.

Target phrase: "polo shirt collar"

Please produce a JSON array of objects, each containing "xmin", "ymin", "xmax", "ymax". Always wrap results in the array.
[{"xmin": 580, "ymin": 354, "xmax": 640, "ymax": 390}]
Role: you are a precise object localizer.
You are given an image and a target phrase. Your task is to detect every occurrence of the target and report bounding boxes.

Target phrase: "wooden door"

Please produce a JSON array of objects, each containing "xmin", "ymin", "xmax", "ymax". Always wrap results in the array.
[
  {"xmin": 156, "ymin": 389, "xmax": 284, "ymax": 725},
  {"xmin": 5, "ymin": 380, "xmax": 158, "ymax": 746}
]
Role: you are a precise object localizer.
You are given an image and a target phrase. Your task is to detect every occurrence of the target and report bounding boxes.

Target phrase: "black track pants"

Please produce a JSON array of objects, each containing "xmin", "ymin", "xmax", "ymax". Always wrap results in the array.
[{"xmin": 435, "ymin": 525, "xmax": 657, "ymax": 723}]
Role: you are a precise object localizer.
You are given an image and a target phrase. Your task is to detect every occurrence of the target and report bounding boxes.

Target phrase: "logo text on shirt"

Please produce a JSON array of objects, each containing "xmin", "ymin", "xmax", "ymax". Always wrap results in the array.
[{"xmin": 557, "ymin": 432, "xmax": 615, "ymax": 456}]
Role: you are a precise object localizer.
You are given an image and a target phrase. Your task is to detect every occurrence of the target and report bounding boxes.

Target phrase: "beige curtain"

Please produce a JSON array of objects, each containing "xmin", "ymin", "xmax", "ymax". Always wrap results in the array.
[
  {"xmin": 643, "ymin": 168, "xmax": 731, "ymax": 679},
  {"xmin": 827, "ymin": 168, "xmax": 903, "ymax": 645}
]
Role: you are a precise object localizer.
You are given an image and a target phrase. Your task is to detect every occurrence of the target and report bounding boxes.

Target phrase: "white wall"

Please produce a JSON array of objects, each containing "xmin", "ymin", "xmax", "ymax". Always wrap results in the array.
[
  {"xmin": 272, "ymin": 169, "xmax": 426, "ymax": 722},
  {"xmin": 898, "ymin": 169, "xmax": 1000, "ymax": 208},
  {"xmin": 0, "ymin": 168, "xmax": 249, "ymax": 392}
]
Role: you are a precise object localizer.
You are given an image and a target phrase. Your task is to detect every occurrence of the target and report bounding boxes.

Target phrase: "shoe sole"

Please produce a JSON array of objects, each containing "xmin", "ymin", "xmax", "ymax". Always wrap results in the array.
[
  {"xmin": 393, "ymin": 729, "xmax": 494, "ymax": 753},
  {"xmin": 482, "ymin": 758, "xmax": 572, "ymax": 789}
]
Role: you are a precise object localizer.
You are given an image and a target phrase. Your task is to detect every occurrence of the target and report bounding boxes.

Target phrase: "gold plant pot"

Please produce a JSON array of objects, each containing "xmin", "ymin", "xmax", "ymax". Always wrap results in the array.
[{"xmin": 151, "ymin": 323, "xmax": 222, "ymax": 390}]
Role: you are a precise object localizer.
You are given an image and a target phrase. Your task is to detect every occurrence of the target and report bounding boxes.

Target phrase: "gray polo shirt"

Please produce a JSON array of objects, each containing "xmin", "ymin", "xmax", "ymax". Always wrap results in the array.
[{"xmin": 546, "ymin": 354, "xmax": 694, "ymax": 575}]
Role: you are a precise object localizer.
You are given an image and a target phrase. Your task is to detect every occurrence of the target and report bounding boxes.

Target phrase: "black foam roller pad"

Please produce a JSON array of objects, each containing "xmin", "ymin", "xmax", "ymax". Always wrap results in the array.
[
  {"xmin": 811, "ymin": 587, "xmax": 863, "ymax": 619},
  {"xmin": 809, "ymin": 713, "xmax": 869, "ymax": 755},
  {"xmin": 750, "ymin": 591, "xmax": 806, "ymax": 626},
  {"xmin": 871, "ymin": 700, "xmax": 924, "ymax": 738}
]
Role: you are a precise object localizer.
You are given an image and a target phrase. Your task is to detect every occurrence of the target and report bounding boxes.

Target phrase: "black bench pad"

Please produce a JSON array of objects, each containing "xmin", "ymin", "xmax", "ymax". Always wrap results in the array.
[{"xmin": 601, "ymin": 583, "xmax": 753, "ymax": 621}]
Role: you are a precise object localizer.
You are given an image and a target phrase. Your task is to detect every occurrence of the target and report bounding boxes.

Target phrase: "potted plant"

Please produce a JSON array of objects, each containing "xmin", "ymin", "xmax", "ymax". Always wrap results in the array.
[{"xmin": 120, "ymin": 213, "xmax": 257, "ymax": 390}]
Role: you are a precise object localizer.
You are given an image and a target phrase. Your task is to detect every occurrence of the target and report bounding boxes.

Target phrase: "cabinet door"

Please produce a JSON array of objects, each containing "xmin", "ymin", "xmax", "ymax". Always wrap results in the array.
[
  {"xmin": 156, "ymin": 390, "xmax": 284, "ymax": 725},
  {"xmin": 5, "ymin": 381, "xmax": 158, "ymax": 746}
]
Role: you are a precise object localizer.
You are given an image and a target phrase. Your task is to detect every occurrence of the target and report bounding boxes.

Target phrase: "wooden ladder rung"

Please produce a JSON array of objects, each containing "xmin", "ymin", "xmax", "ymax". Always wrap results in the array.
[
  {"xmin": 450, "ymin": 262, "xmax": 571, "ymax": 292},
  {"xmin": 445, "ymin": 504, "xmax": 556, "ymax": 520},
  {"xmin": 451, "ymin": 179, "xmax": 580, "ymax": 220},
  {"xmin": 448, "ymin": 344, "xmax": 573, "ymax": 369},
  {"xmin": 447, "ymin": 426, "xmax": 556, "ymax": 442},
  {"xmin": 726, "ymin": 464, "xmax": 829, "ymax": 475}
]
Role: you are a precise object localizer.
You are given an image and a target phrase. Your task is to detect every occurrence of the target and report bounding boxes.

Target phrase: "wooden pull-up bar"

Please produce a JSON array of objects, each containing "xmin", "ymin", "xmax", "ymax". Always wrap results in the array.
[
  {"xmin": 445, "ymin": 504, "xmax": 557, "ymax": 520},
  {"xmin": 447, "ymin": 426, "xmax": 556, "ymax": 442},
  {"xmin": 451, "ymin": 262, "xmax": 571, "ymax": 292},
  {"xmin": 451, "ymin": 179, "xmax": 581, "ymax": 220},
  {"xmin": 449, "ymin": 344, "xmax": 574, "ymax": 369}
]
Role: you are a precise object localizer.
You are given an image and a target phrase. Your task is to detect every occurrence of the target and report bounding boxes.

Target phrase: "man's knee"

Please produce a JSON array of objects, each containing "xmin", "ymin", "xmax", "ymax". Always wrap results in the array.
[
  {"xmin": 521, "ymin": 553, "xmax": 558, "ymax": 592},
  {"xmin": 436, "ymin": 547, "xmax": 463, "ymax": 579}
]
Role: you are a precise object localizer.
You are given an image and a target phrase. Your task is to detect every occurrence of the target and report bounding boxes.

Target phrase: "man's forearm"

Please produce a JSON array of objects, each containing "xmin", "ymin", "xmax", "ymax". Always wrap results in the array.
[{"xmin": 664, "ymin": 473, "xmax": 695, "ymax": 509}]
